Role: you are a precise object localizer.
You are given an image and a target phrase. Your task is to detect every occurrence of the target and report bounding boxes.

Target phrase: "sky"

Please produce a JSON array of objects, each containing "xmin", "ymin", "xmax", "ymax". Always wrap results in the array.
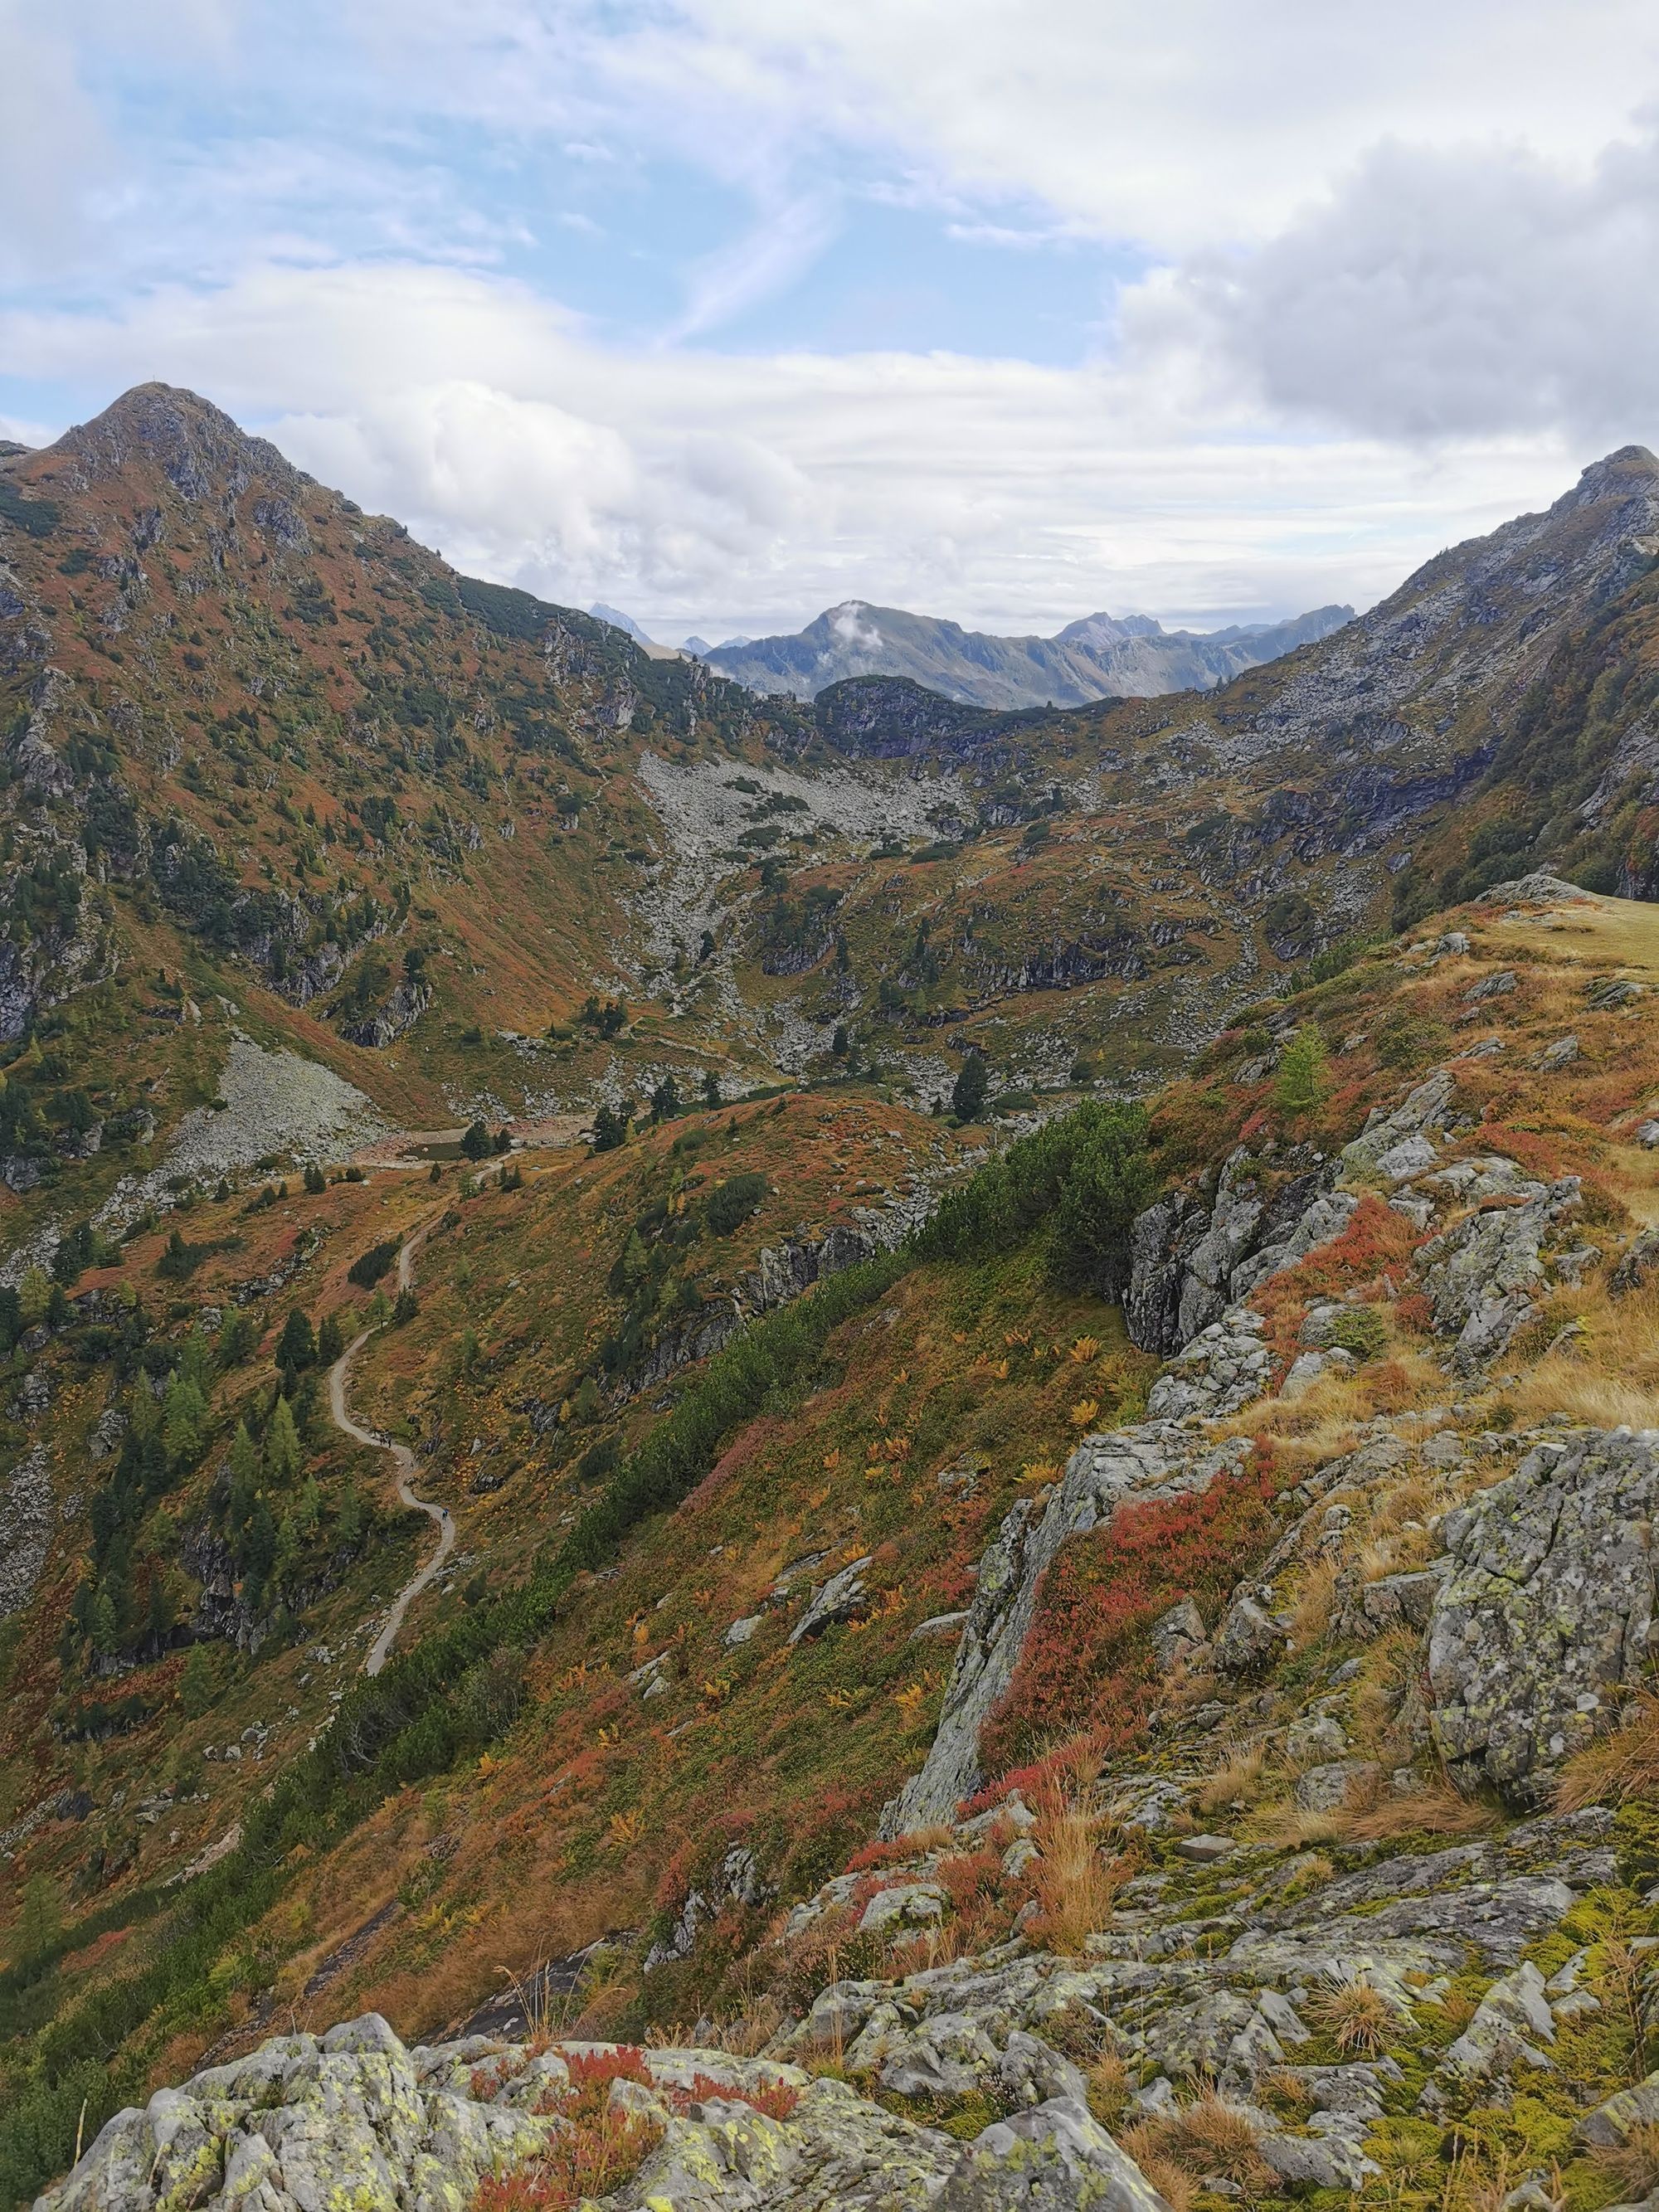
[{"xmin": 5, "ymin": 2, "xmax": 1659, "ymax": 646}]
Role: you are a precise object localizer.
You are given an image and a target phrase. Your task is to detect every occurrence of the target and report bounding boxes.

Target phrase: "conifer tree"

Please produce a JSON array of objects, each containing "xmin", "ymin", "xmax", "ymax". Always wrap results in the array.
[
  {"xmin": 264, "ymin": 1394, "xmax": 302, "ymax": 1487},
  {"xmin": 1273, "ymin": 1022, "xmax": 1331, "ymax": 1121}
]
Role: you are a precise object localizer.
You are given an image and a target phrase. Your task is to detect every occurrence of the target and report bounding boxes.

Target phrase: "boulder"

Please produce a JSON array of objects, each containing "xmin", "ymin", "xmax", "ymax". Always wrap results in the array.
[
  {"xmin": 1612, "ymin": 1228, "xmax": 1659, "ymax": 1296},
  {"xmin": 1438, "ymin": 1961, "xmax": 1556, "ymax": 2083},
  {"xmin": 1413, "ymin": 1180, "xmax": 1579, "ymax": 1373},
  {"xmin": 1211, "ymin": 1595, "xmax": 1285, "ymax": 1677},
  {"xmin": 789, "ymin": 1557, "xmax": 873, "ymax": 1644},
  {"xmin": 859, "ymin": 1883, "xmax": 947, "ymax": 1935},
  {"xmin": 937, "ymin": 2096, "xmax": 1174, "ymax": 2212},
  {"xmin": 1343, "ymin": 1071, "xmax": 1456, "ymax": 1174},
  {"xmin": 1146, "ymin": 1309, "xmax": 1272, "ymax": 1421},
  {"xmin": 1293, "ymin": 1759, "xmax": 1381, "ymax": 1813},
  {"xmin": 882, "ymin": 1427, "xmax": 1244, "ymax": 1835},
  {"xmin": 1150, "ymin": 1597, "xmax": 1207, "ymax": 1668},
  {"xmin": 1463, "ymin": 970, "xmax": 1518, "ymax": 1005},
  {"xmin": 1576, "ymin": 2070, "xmax": 1659, "ymax": 2147},
  {"xmin": 1426, "ymin": 1429, "xmax": 1659, "ymax": 1800}
]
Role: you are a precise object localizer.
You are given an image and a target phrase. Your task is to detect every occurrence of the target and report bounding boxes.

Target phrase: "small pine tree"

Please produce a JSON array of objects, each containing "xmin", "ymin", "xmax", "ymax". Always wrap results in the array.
[
  {"xmin": 335, "ymin": 1483, "xmax": 365, "ymax": 1551},
  {"xmin": 276, "ymin": 1307, "xmax": 316, "ymax": 1370},
  {"xmin": 1273, "ymin": 1022, "xmax": 1331, "ymax": 1121},
  {"xmin": 951, "ymin": 1049, "xmax": 990, "ymax": 1122},
  {"xmin": 591, "ymin": 1103, "xmax": 629, "ymax": 1152},
  {"xmin": 572, "ymin": 1374, "xmax": 601, "ymax": 1423},
  {"xmin": 619, "ymin": 1226, "xmax": 649, "ymax": 1288},
  {"xmin": 162, "ymin": 1372, "xmax": 207, "ymax": 1465},
  {"xmin": 17, "ymin": 1873, "xmax": 61, "ymax": 1966},
  {"xmin": 217, "ymin": 1309, "xmax": 255, "ymax": 1366},
  {"xmin": 393, "ymin": 1286, "xmax": 418, "ymax": 1325},
  {"xmin": 264, "ymin": 1394, "xmax": 302, "ymax": 1487},
  {"xmin": 317, "ymin": 1310, "xmax": 346, "ymax": 1364},
  {"xmin": 89, "ymin": 1585, "xmax": 118, "ymax": 1656},
  {"xmin": 303, "ymin": 1163, "xmax": 327, "ymax": 1194},
  {"xmin": 701, "ymin": 1069, "xmax": 721, "ymax": 1108}
]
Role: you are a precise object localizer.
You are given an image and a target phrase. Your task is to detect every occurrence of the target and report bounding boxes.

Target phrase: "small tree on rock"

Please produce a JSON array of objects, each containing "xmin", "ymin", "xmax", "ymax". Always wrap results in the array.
[{"xmin": 1273, "ymin": 1022, "xmax": 1331, "ymax": 1121}]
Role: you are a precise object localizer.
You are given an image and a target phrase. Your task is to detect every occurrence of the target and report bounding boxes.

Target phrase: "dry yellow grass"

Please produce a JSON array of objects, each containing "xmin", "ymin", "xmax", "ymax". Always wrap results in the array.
[
  {"xmin": 1196, "ymin": 1742, "xmax": 1268, "ymax": 1816},
  {"xmin": 1591, "ymin": 2124, "xmax": 1659, "ymax": 2205},
  {"xmin": 1311, "ymin": 1979, "xmax": 1397, "ymax": 2054},
  {"xmin": 1286, "ymin": 1558, "xmax": 1340, "ymax": 1653},
  {"xmin": 1124, "ymin": 2093, "xmax": 1276, "ymax": 2190},
  {"xmin": 1085, "ymin": 2049, "xmax": 1129, "ymax": 2128},
  {"xmin": 1557, "ymin": 1691, "xmax": 1659, "ymax": 1812},
  {"xmin": 1501, "ymin": 1276, "xmax": 1659, "ymax": 1431},
  {"xmin": 1028, "ymin": 1790, "xmax": 1134, "ymax": 1955},
  {"xmin": 1248, "ymin": 1774, "xmax": 1491, "ymax": 1850}
]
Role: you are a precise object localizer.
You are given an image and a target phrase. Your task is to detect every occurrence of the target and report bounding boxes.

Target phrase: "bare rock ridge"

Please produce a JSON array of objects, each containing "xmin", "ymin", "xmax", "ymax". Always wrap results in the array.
[{"xmin": 702, "ymin": 598, "xmax": 1355, "ymax": 709}]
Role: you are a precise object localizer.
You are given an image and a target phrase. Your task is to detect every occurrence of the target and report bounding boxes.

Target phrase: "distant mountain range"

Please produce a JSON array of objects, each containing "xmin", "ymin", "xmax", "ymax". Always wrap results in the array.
[{"xmin": 685, "ymin": 598, "xmax": 1355, "ymax": 707}]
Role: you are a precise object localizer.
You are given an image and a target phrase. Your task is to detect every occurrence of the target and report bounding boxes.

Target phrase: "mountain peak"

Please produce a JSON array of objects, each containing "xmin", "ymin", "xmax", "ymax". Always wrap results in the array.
[{"xmin": 44, "ymin": 380, "xmax": 306, "ymax": 506}]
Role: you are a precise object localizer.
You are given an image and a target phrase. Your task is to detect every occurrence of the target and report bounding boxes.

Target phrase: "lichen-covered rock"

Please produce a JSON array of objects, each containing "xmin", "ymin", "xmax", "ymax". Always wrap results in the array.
[
  {"xmin": 1342, "ymin": 1070, "xmax": 1457, "ymax": 1174},
  {"xmin": 1126, "ymin": 1161, "xmax": 1351, "ymax": 1357},
  {"xmin": 1146, "ymin": 1309, "xmax": 1272, "ymax": 1421},
  {"xmin": 1576, "ymin": 2069, "xmax": 1659, "ymax": 2147},
  {"xmin": 1612, "ymin": 1227, "xmax": 1659, "ymax": 1296},
  {"xmin": 1435, "ymin": 1960, "xmax": 1556, "ymax": 2084},
  {"xmin": 35, "ymin": 2016, "xmax": 554, "ymax": 2212},
  {"xmin": 935, "ymin": 2097, "xmax": 1172, "ymax": 2211},
  {"xmin": 1426, "ymin": 1428, "xmax": 1659, "ymax": 1800},
  {"xmin": 1413, "ymin": 1179, "xmax": 1579, "ymax": 1372},
  {"xmin": 1210, "ymin": 1593, "xmax": 1285, "ymax": 1677}
]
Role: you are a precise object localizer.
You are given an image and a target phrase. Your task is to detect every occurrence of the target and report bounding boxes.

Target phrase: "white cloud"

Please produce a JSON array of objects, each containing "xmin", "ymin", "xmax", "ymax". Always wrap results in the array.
[
  {"xmin": 667, "ymin": 194, "xmax": 840, "ymax": 340},
  {"xmin": 1126, "ymin": 127, "xmax": 1659, "ymax": 443},
  {"xmin": 0, "ymin": 259, "xmax": 1588, "ymax": 636},
  {"xmin": 0, "ymin": 7, "xmax": 107, "ymax": 275},
  {"xmin": 533, "ymin": 0, "xmax": 1659, "ymax": 248}
]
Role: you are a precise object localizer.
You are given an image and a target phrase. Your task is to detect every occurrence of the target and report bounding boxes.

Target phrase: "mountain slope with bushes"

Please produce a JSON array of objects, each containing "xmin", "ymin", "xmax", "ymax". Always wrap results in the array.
[{"xmin": 13, "ymin": 871, "xmax": 1659, "ymax": 2212}]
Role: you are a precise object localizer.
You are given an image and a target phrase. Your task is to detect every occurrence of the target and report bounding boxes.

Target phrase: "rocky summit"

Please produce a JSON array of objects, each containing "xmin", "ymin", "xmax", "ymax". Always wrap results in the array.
[{"xmin": 10, "ymin": 405, "xmax": 1659, "ymax": 2212}]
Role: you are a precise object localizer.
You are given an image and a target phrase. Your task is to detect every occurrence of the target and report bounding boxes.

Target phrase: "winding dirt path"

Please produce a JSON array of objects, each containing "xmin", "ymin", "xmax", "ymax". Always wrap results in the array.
[{"xmin": 327, "ymin": 1212, "xmax": 454, "ymax": 1676}]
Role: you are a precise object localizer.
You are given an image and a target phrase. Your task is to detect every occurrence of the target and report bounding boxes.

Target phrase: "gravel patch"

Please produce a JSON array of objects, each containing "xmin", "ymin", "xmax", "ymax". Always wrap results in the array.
[
  {"xmin": 97, "ymin": 1035, "xmax": 389, "ymax": 1227},
  {"xmin": 633, "ymin": 751, "xmax": 966, "ymax": 1024}
]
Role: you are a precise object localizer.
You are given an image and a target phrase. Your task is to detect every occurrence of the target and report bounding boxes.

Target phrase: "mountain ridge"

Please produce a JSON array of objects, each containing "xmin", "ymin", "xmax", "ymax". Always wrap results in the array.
[{"xmin": 703, "ymin": 595, "xmax": 1356, "ymax": 707}]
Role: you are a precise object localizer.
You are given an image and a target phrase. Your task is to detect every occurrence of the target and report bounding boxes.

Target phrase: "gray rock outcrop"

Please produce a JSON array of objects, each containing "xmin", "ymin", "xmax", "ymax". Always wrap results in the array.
[
  {"xmin": 1413, "ymin": 1179, "xmax": 1580, "ymax": 1373},
  {"xmin": 881, "ymin": 1425, "xmax": 1248, "ymax": 1835},
  {"xmin": 1426, "ymin": 1427, "xmax": 1658, "ymax": 1800}
]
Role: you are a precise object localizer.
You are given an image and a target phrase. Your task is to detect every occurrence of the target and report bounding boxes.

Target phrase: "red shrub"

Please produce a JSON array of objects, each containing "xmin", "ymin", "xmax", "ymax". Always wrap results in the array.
[
  {"xmin": 845, "ymin": 1835, "xmax": 924, "ymax": 1874},
  {"xmin": 1253, "ymin": 1194, "xmax": 1421, "ymax": 1362},
  {"xmin": 564, "ymin": 2047, "xmax": 649, "ymax": 2095},
  {"xmin": 669, "ymin": 2073, "xmax": 800, "ymax": 2122},
  {"xmin": 979, "ymin": 1469, "xmax": 1277, "ymax": 1778},
  {"xmin": 480, "ymin": 2049, "xmax": 657, "ymax": 2211}
]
